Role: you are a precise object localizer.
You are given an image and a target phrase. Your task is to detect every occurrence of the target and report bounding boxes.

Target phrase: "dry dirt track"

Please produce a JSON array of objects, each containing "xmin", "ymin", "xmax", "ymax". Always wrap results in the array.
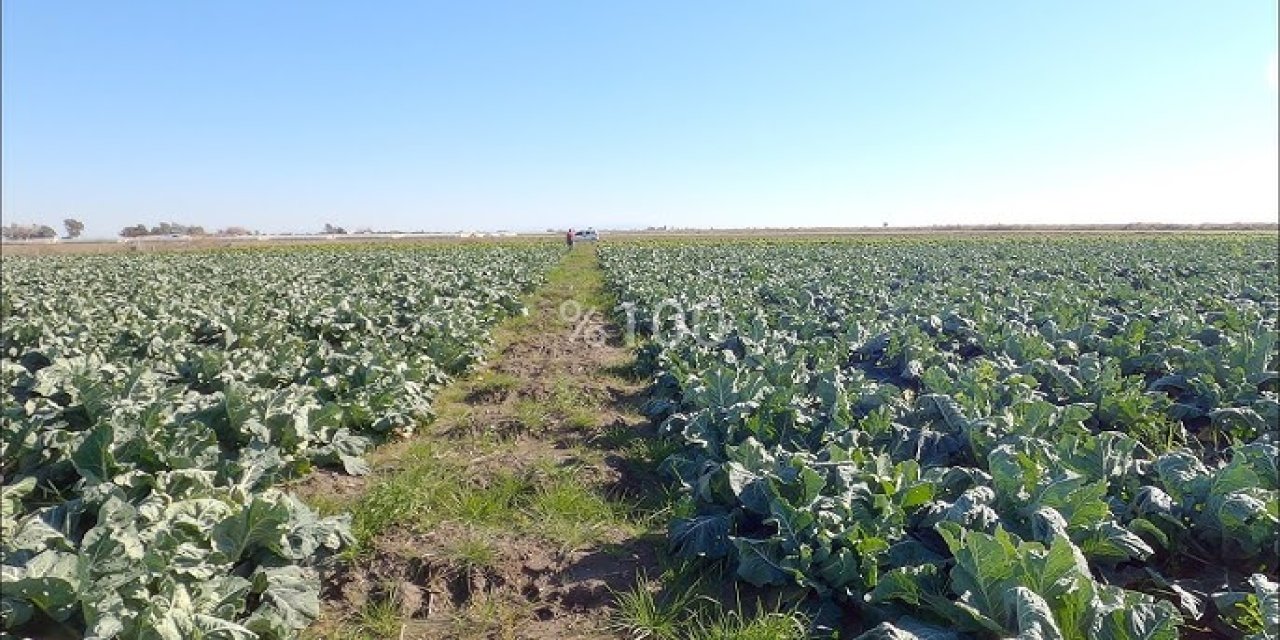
[{"xmin": 292, "ymin": 246, "xmax": 666, "ymax": 639}]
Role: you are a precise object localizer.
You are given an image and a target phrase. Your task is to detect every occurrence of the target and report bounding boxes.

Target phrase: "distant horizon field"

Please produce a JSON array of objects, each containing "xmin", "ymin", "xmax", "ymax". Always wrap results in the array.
[{"xmin": 2, "ymin": 222, "xmax": 1278, "ymax": 256}]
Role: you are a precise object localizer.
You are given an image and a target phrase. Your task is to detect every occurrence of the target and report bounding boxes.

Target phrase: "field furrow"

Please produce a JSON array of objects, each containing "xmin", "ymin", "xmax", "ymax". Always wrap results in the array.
[{"xmin": 295, "ymin": 246, "xmax": 667, "ymax": 639}]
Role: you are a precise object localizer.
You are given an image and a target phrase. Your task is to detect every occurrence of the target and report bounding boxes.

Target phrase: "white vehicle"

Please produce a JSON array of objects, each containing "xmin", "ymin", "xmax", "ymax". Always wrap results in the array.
[{"xmin": 573, "ymin": 228, "xmax": 599, "ymax": 242}]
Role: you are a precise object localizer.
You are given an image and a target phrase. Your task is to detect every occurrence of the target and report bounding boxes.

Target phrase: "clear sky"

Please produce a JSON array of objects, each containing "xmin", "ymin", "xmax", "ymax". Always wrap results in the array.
[{"xmin": 3, "ymin": 2, "xmax": 1277, "ymax": 237}]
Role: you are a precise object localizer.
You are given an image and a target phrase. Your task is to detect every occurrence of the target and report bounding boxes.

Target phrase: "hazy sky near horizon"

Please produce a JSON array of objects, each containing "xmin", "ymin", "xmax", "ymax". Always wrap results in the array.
[{"xmin": 3, "ymin": 2, "xmax": 1277, "ymax": 237}]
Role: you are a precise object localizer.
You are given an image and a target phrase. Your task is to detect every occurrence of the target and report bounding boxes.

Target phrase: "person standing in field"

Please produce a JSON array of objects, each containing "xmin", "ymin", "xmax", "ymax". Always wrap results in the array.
[{"xmin": 566, "ymin": 228, "xmax": 575, "ymax": 249}]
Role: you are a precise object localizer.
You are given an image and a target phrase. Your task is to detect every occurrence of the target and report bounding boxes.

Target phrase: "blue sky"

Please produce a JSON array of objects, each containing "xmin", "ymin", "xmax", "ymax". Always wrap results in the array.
[{"xmin": 3, "ymin": 2, "xmax": 1276, "ymax": 236}]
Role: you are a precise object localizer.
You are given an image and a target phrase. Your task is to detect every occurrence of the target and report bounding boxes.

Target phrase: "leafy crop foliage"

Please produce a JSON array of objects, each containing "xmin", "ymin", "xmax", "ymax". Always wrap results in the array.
[
  {"xmin": 601, "ymin": 236, "xmax": 1279, "ymax": 638},
  {"xmin": 0, "ymin": 244, "xmax": 558, "ymax": 637}
]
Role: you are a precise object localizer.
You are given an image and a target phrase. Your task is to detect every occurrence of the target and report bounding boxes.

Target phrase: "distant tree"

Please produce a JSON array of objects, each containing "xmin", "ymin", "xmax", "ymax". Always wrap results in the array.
[
  {"xmin": 218, "ymin": 226, "xmax": 253, "ymax": 236},
  {"xmin": 150, "ymin": 221, "xmax": 180, "ymax": 236},
  {"xmin": 63, "ymin": 218, "xmax": 85, "ymax": 238},
  {"xmin": 120, "ymin": 224, "xmax": 150, "ymax": 238},
  {"xmin": 323, "ymin": 223, "xmax": 347, "ymax": 235}
]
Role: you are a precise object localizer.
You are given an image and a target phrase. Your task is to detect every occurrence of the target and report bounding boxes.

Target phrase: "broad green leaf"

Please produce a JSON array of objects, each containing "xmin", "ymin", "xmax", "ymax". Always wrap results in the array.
[
  {"xmin": 71, "ymin": 422, "xmax": 116, "ymax": 485},
  {"xmin": 1008, "ymin": 586, "xmax": 1065, "ymax": 640},
  {"xmin": 730, "ymin": 536, "xmax": 791, "ymax": 586},
  {"xmin": 244, "ymin": 565, "xmax": 321, "ymax": 636},
  {"xmin": 1092, "ymin": 589, "xmax": 1181, "ymax": 640},
  {"xmin": 6, "ymin": 550, "xmax": 81, "ymax": 622},
  {"xmin": 669, "ymin": 512, "xmax": 733, "ymax": 559},
  {"xmin": 212, "ymin": 495, "xmax": 291, "ymax": 562}
]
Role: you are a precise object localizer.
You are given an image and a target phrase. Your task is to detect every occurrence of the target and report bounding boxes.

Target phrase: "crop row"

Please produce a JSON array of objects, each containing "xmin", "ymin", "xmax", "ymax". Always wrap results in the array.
[
  {"xmin": 0, "ymin": 244, "xmax": 559, "ymax": 638},
  {"xmin": 600, "ymin": 236, "xmax": 1279, "ymax": 639}
]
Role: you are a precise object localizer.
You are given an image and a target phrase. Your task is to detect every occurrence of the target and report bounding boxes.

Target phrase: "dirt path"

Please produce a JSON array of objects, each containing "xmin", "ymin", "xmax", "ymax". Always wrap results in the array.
[{"xmin": 294, "ymin": 246, "xmax": 667, "ymax": 639}]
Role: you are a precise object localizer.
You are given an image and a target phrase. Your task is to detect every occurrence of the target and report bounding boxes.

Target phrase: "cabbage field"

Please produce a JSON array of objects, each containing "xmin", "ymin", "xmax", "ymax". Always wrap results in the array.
[
  {"xmin": 601, "ymin": 236, "xmax": 1279, "ymax": 639},
  {"xmin": 1, "ymin": 235, "xmax": 1277, "ymax": 639},
  {"xmin": 0, "ymin": 245, "xmax": 559, "ymax": 638}
]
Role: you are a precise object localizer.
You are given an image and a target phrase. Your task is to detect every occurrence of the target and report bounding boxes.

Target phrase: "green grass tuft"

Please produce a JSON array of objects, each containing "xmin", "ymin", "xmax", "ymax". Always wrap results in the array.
[
  {"xmin": 525, "ymin": 473, "xmax": 625, "ymax": 549},
  {"xmin": 448, "ymin": 472, "xmax": 531, "ymax": 525},
  {"xmin": 611, "ymin": 561, "xmax": 809, "ymax": 640},
  {"xmin": 443, "ymin": 534, "xmax": 499, "ymax": 572},
  {"xmin": 513, "ymin": 398, "xmax": 551, "ymax": 431},
  {"xmin": 691, "ymin": 610, "xmax": 808, "ymax": 640},
  {"xmin": 353, "ymin": 586, "xmax": 405, "ymax": 638},
  {"xmin": 609, "ymin": 573, "xmax": 690, "ymax": 640},
  {"xmin": 467, "ymin": 370, "xmax": 520, "ymax": 400}
]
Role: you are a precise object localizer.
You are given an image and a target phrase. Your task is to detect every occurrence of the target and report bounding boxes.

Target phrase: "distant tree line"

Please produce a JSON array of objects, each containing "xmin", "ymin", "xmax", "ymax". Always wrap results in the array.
[
  {"xmin": 2, "ymin": 224, "xmax": 58, "ymax": 240},
  {"xmin": 118, "ymin": 222, "xmax": 259, "ymax": 238},
  {"xmin": 1, "ymin": 217, "xmax": 264, "ymax": 241},
  {"xmin": 119, "ymin": 221, "xmax": 207, "ymax": 237},
  {"xmin": 2, "ymin": 218, "xmax": 85, "ymax": 240},
  {"xmin": 322, "ymin": 224, "xmax": 435, "ymax": 234}
]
